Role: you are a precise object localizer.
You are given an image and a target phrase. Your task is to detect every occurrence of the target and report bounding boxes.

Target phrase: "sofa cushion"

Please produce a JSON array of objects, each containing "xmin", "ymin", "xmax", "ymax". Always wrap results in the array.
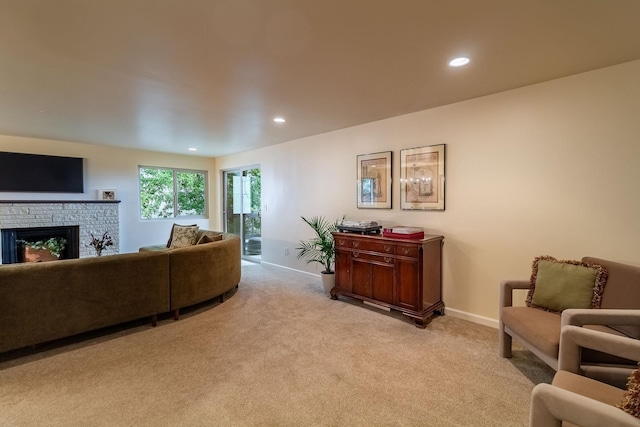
[
  {"xmin": 501, "ymin": 306, "xmax": 561, "ymax": 359},
  {"xmin": 553, "ymin": 370, "xmax": 624, "ymax": 408},
  {"xmin": 617, "ymin": 364, "xmax": 640, "ymax": 419},
  {"xmin": 139, "ymin": 244, "xmax": 169, "ymax": 252},
  {"xmin": 527, "ymin": 256, "xmax": 608, "ymax": 313},
  {"xmin": 168, "ymin": 224, "xmax": 199, "ymax": 249}
]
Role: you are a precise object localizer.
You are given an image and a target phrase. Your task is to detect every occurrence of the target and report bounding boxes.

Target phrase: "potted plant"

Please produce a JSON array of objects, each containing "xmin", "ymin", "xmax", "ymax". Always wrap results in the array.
[
  {"xmin": 88, "ymin": 231, "xmax": 114, "ymax": 256},
  {"xmin": 21, "ymin": 237, "xmax": 67, "ymax": 262},
  {"xmin": 296, "ymin": 215, "xmax": 339, "ymax": 294}
]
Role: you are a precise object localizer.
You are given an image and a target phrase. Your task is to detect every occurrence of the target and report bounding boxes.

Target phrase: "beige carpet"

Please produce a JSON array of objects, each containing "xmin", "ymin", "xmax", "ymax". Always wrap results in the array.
[{"xmin": 0, "ymin": 263, "xmax": 553, "ymax": 426}]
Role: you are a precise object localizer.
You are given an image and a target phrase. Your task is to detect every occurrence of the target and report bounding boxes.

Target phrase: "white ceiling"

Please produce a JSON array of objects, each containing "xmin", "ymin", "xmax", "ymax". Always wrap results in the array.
[{"xmin": 1, "ymin": 0, "xmax": 640, "ymax": 157}]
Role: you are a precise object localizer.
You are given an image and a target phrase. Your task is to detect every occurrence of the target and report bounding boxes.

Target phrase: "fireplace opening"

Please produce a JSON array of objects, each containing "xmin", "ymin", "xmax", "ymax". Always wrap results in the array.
[{"xmin": 1, "ymin": 226, "xmax": 80, "ymax": 264}]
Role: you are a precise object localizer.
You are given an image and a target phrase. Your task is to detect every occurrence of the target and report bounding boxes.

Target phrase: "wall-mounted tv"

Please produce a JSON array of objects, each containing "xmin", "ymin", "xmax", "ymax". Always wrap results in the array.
[{"xmin": 0, "ymin": 152, "xmax": 84, "ymax": 193}]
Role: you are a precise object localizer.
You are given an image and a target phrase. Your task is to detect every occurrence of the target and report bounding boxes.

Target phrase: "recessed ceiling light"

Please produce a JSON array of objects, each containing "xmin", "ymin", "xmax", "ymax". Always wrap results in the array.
[
  {"xmin": 273, "ymin": 117, "xmax": 286, "ymax": 123},
  {"xmin": 188, "ymin": 147, "xmax": 197, "ymax": 151},
  {"xmin": 449, "ymin": 57, "xmax": 470, "ymax": 67}
]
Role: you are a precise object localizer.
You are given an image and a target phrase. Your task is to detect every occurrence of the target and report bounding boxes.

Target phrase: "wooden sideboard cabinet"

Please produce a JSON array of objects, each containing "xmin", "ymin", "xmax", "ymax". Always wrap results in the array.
[{"xmin": 331, "ymin": 232, "xmax": 444, "ymax": 328}]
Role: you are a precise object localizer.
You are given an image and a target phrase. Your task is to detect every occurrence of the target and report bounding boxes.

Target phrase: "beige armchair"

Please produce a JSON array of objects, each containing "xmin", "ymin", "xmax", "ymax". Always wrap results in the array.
[
  {"xmin": 529, "ymin": 325, "xmax": 640, "ymax": 427},
  {"xmin": 500, "ymin": 257, "xmax": 640, "ymax": 387}
]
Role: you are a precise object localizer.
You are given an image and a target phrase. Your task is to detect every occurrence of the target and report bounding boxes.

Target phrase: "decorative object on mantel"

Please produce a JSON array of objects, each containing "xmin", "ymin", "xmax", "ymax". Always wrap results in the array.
[
  {"xmin": 89, "ymin": 231, "xmax": 114, "ymax": 256},
  {"xmin": 356, "ymin": 151, "xmax": 392, "ymax": 209},
  {"xmin": 98, "ymin": 189, "xmax": 117, "ymax": 200},
  {"xmin": 21, "ymin": 237, "xmax": 67, "ymax": 262},
  {"xmin": 296, "ymin": 216, "xmax": 340, "ymax": 294},
  {"xmin": 400, "ymin": 144, "xmax": 446, "ymax": 210}
]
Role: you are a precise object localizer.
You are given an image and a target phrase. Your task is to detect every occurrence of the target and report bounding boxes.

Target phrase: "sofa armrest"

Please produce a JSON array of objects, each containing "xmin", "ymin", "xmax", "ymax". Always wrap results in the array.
[
  {"xmin": 561, "ymin": 309, "xmax": 640, "ymax": 328},
  {"xmin": 500, "ymin": 279, "xmax": 530, "ymax": 308},
  {"xmin": 558, "ymin": 325, "xmax": 640, "ymax": 374},
  {"xmin": 530, "ymin": 383, "xmax": 639, "ymax": 427}
]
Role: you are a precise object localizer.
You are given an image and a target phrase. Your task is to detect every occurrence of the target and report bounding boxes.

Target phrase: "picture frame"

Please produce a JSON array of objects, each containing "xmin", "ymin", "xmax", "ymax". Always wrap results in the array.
[
  {"xmin": 400, "ymin": 144, "xmax": 445, "ymax": 210},
  {"xmin": 357, "ymin": 151, "xmax": 392, "ymax": 209},
  {"xmin": 99, "ymin": 189, "xmax": 117, "ymax": 201}
]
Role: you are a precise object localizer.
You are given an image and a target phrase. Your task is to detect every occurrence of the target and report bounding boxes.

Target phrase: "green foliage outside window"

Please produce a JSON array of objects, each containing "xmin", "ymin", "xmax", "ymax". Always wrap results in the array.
[
  {"xmin": 249, "ymin": 169, "xmax": 261, "ymax": 214},
  {"xmin": 140, "ymin": 167, "xmax": 206, "ymax": 219},
  {"xmin": 177, "ymin": 171, "xmax": 206, "ymax": 216},
  {"xmin": 224, "ymin": 168, "xmax": 261, "ymax": 236}
]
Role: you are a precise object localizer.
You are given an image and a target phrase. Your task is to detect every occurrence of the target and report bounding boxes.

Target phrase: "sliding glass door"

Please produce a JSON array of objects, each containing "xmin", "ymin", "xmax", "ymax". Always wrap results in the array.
[{"xmin": 223, "ymin": 167, "xmax": 261, "ymax": 261}]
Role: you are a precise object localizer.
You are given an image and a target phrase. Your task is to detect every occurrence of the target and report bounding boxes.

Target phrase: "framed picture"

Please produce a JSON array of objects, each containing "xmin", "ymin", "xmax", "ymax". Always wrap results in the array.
[
  {"xmin": 357, "ymin": 151, "xmax": 392, "ymax": 209},
  {"xmin": 99, "ymin": 189, "xmax": 117, "ymax": 201},
  {"xmin": 400, "ymin": 144, "xmax": 445, "ymax": 210}
]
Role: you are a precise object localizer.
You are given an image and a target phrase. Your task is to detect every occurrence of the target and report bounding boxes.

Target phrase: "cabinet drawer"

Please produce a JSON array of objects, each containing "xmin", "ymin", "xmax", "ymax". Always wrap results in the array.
[
  {"xmin": 352, "ymin": 251, "xmax": 395, "ymax": 265},
  {"xmin": 334, "ymin": 236, "xmax": 351, "ymax": 248},
  {"xmin": 350, "ymin": 239, "xmax": 394, "ymax": 254},
  {"xmin": 395, "ymin": 245, "xmax": 420, "ymax": 258}
]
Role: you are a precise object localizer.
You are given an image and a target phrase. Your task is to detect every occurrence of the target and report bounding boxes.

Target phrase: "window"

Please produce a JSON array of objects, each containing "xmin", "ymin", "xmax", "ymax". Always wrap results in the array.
[{"xmin": 139, "ymin": 166, "xmax": 207, "ymax": 219}]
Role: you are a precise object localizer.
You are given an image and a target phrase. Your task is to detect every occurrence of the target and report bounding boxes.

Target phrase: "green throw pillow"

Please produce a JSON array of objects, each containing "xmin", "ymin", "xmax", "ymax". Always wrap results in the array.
[{"xmin": 526, "ymin": 256, "xmax": 608, "ymax": 313}]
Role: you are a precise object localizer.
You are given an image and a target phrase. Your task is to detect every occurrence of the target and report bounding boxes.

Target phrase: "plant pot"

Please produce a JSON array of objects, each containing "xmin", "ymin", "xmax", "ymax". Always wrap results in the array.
[
  {"xmin": 321, "ymin": 271, "xmax": 335, "ymax": 294},
  {"xmin": 23, "ymin": 247, "xmax": 59, "ymax": 263}
]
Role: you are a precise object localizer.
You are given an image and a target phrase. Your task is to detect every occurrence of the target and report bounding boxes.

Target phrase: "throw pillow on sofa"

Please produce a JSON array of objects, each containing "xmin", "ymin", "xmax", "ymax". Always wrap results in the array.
[
  {"xmin": 526, "ymin": 255, "xmax": 608, "ymax": 313},
  {"xmin": 618, "ymin": 363, "xmax": 640, "ymax": 419},
  {"xmin": 197, "ymin": 234, "xmax": 223, "ymax": 244},
  {"xmin": 168, "ymin": 224, "xmax": 199, "ymax": 249}
]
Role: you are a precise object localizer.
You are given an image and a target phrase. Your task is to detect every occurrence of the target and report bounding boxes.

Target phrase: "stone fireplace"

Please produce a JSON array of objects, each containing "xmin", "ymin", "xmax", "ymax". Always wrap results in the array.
[{"xmin": 0, "ymin": 201, "xmax": 120, "ymax": 264}]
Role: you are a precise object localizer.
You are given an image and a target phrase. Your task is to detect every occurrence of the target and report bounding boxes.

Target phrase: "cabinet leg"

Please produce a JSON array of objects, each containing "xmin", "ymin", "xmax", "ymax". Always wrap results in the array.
[
  {"xmin": 414, "ymin": 316, "xmax": 431, "ymax": 329},
  {"xmin": 330, "ymin": 291, "xmax": 338, "ymax": 300}
]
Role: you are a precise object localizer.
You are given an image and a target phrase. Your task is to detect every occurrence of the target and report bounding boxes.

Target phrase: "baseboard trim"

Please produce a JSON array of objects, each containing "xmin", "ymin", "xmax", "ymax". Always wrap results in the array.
[
  {"xmin": 445, "ymin": 308, "xmax": 498, "ymax": 329},
  {"xmin": 255, "ymin": 262, "xmax": 500, "ymax": 329},
  {"xmin": 259, "ymin": 261, "xmax": 320, "ymax": 279}
]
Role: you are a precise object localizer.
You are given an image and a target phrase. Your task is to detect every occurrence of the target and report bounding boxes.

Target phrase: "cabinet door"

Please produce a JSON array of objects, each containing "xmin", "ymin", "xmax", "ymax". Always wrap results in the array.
[
  {"xmin": 371, "ymin": 261, "xmax": 394, "ymax": 304},
  {"xmin": 395, "ymin": 257, "xmax": 420, "ymax": 311},
  {"xmin": 351, "ymin": 255, "xmax": 372, "ymax": 298},
  {"xmin": 334, "ymin": 249, "xmax": 352, "ymax": 292}
]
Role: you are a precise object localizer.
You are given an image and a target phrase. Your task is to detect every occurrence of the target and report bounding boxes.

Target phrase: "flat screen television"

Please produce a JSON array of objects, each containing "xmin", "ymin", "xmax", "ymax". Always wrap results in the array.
[{"xmin": 0, "ymin": 152, "xmax": 84, "ymax": 193}]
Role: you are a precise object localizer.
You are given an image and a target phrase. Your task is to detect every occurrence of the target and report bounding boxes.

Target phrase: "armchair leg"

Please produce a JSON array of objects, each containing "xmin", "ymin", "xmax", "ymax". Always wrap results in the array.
[{"xmin": 499, "ymin": 321, "xmax": 513, "ymax": 358}]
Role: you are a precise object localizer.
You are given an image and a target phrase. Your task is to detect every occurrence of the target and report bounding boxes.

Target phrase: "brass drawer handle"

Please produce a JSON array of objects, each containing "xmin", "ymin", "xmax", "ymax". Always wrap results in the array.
[
  {"xmin": 384, "ymin": 257, "xmax": 393, "ymax": 263},
  {"xmin": 384, "ymin": 245, "xmax": 392, "ymax": 252},
  {"xmin": 402, "ymin": 248, "xmax": 410, "ymax": 255},
  {"xmin": 353, "ymin": 241, "xmax": 360, "ymax": 248},
  {"xmin": 353, "ymin": 252, "xmax": 360, "ymax": 258},
  {"xmin": 338, "ymin": 239, "xmax": 346, "ymax": 246}
]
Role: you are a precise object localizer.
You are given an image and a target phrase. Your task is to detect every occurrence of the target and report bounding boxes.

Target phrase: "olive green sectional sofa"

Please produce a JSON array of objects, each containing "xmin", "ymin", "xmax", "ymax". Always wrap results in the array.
[
  {"xmin": 140, "ymin": 231, "xmax": 242, "ymax": 320},
  {"xmin": 0, "ymin": 231, "xmax": 240, "ymax": 354}
]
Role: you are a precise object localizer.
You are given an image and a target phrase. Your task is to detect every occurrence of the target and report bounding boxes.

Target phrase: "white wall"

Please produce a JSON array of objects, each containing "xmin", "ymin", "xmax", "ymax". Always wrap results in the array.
[
  {"xmin": 0, "ymin": 136, "xmax": 216, "ymax": 253},
  {"xmin": 215, "ymin": 60, "xmax": 640, "ymax": 325},
  {"xmin": 2, "ymin": 60, "xmax": 637, "ymax": 325}
]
